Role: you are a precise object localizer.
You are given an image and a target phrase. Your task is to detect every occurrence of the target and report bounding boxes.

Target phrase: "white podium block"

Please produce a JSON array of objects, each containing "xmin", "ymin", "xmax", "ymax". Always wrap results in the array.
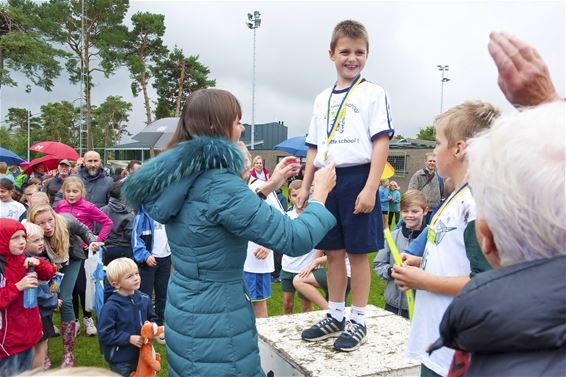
[{"xmin": 257, "ymin": 305, "xmax": 420, "ymax": 377}]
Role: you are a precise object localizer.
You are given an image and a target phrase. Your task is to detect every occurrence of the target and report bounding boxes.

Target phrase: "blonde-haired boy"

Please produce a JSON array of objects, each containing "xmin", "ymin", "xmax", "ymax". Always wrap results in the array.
[
  {"xmin": 299, "ymin": 19, "xmax": 394, "ymax": 351},
  {"xmin": 392, "ymin": 101, "xmax": 499, "ymax": 376},
  {"xmin": 98, "ymin": 258, "xmax": 157, "ymax": 377}
]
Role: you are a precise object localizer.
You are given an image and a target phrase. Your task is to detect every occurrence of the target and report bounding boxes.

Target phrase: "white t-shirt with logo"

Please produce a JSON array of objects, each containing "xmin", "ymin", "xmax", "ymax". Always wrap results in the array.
[
  {"xmin": 306, "ymin": 80, "xmax": 394, "ymax": 169},
  {"xmin": 243, "ymin": 179, "xmax": 286, "ymax": 274},
  {"xmin": 281, "ymin": 209, "xmax": 317, "ymax": 273},
  {"xmin": 152, "ymin": 221, "xmax": 171, "ymax": 258},
  {"xmin": 0, "ymin": 201, "xmax": 26, "ymax": 221},
  {"xmin": 407, "ymin": 186, "xmax": 475, "ymax": 376}
]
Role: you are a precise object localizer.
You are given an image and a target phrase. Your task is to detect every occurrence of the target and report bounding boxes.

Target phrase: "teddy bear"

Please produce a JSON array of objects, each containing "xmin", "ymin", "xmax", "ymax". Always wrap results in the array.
[{"xmin": 131, "ymin": 321, "xmax": 165, "ymax": 377}]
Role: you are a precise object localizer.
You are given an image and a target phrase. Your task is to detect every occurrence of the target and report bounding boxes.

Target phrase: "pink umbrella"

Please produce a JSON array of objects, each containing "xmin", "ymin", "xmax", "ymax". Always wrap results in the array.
[{"xmin": 29, "ymin": 141, "xmax": 79, "ymax": 160}]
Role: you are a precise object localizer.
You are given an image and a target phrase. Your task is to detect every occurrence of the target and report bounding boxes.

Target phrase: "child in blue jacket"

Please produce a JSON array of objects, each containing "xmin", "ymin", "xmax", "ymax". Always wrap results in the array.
[{"xmin": 98, "ymin": 258, "xmax": 156, "ymax": 377}]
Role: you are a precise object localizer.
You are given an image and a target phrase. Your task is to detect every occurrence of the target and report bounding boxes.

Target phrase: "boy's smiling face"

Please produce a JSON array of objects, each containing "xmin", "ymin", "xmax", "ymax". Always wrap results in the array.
[{"xmin": 329, "ymin": 37, "xmax": 368, "ymax": 87}]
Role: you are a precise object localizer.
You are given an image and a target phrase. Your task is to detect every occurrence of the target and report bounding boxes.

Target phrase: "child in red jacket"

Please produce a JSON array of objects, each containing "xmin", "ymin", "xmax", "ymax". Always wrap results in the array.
[{"xmin": 0, "ymin": 219, "xmax": 56, "ymax": 376}]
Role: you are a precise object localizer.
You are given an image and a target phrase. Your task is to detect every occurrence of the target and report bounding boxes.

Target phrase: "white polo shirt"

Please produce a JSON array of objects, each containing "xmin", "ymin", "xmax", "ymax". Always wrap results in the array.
[
  {"xmin": 243, "ymin": 179, "xmax": 287, "ymax": 274},
  {"xmin": 281, "ymin": 209, "xmax": 317, "ymax": 273},
  {"xmin": 407, "ymin": 185, "xmax": 475, "ymax": 376},
  {"xmin": 306, "ymin": 80, "xmax": 394, "ymax": 169}
]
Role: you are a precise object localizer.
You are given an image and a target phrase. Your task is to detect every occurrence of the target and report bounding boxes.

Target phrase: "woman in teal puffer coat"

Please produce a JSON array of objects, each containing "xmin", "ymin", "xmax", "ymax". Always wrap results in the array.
[{"xmin": 122, "ymin": 89, "xmax": 337, "ymax": 377}]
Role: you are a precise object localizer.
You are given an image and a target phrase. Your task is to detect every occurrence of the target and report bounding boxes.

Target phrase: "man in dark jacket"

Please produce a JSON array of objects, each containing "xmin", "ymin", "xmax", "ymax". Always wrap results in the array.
[
  {"xmin": 429, "ymin": 100, "xmax": 565, "ymax": 377},
  {"xmin": 77, "ymin": 151, "xmax": 113, "ymax": 209}
]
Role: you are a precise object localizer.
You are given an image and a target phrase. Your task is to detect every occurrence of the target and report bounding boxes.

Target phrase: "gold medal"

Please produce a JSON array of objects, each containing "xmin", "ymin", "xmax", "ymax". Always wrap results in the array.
[{"xmin": 324, "ymin": 150, "xmax": 329, "ymax": 162}]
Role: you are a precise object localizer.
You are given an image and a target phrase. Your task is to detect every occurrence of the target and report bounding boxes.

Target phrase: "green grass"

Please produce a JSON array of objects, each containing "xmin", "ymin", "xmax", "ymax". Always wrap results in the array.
[{"xmin": 49, "ymin": 254, "xmax": 386, "ymax": 376}]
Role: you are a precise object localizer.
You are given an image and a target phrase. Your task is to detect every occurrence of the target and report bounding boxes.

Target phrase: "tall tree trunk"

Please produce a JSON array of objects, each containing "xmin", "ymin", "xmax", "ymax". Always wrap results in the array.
[
  {"xmin": 140, "ymin": 68, "xmax": 152, "ymax": 125},
  {"xmin": 175, "ymin": 60, "xmax": 185, "ymax": 117}
]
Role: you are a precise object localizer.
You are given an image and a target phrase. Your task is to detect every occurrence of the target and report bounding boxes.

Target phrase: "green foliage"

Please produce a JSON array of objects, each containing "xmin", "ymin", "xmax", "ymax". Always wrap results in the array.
[
  {"xmin": 40, "ymin": 101, "xmax": 81, "ymax": 147},
  {"xmin": 123, "ymin": 11, "xmax": 167, "ymax": 125},
  {"xmin": 92, "ymin": 95, "xmax": 132, "ymax": 148},
  {"xmin": 38, "ymin": 0, "xmax": 129, "ymax": 84},
  {"xmin": 152, "ymin": 47, "xmax": 216, "ymax": 119},
  {"xmin": 0, "ymin": 0, "xmax": 64, "ymax": 90},
  {"xmin": 416, "ymin": 125, "xmax": 435, "ymax": 141},
  {"xmin": 0, "ymin": 107, "xmax": 41, "ymax": 157},
  {"xmin": 37, "ymin": 0, "xmax": 129, "ymax": 149}
]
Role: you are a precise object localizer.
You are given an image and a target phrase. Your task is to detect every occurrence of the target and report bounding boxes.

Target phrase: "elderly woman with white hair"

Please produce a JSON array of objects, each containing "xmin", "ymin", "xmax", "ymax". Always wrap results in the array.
[{"xmin": 428, "ymin": 101, "xmax": 566, "ymax": 376}]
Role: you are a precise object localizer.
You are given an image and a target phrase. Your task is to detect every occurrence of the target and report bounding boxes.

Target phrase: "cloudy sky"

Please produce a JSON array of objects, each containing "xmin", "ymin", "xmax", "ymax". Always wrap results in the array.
[{"xmin": 1, "ymin": 0, "xmax": 564, "ymax": 144}]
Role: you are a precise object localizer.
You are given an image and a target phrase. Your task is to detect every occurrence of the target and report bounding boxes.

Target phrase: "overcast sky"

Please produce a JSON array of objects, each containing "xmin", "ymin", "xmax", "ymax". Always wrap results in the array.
[{"xmin": 1, "ymin": 0, "xmax": 564, "ymax": 144}]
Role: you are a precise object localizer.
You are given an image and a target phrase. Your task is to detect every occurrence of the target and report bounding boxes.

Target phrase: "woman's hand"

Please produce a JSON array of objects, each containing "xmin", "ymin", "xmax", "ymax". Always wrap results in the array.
[
  {"xmin": 311, "ymin": 162, "xmax": 336, "ymax": 204},
  {"xmin": 270, "ymin": 157, "xmax": 301, "ymax": 188}
]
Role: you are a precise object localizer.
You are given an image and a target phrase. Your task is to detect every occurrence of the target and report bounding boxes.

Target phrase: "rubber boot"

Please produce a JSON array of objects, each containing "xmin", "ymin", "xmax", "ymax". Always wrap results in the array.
[{"xmin": 61, "ymin": 321, "xmax": 76, "ymax": 368}]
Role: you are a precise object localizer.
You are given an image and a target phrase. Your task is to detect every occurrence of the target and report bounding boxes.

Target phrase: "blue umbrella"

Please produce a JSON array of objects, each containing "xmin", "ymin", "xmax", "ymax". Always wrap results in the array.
[
  {"xmin": 274, "ymin": 136, "xmax": 307, "ymax": 157},
  {"xmin": 0, "ymin": 147, "xmax": 25, "ymax": 165}
]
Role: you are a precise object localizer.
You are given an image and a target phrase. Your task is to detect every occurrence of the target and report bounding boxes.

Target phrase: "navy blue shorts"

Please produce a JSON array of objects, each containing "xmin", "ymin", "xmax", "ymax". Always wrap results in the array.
[
  {"xmin": 243, "ymin": 272, "xmax": 272, "ymax": 301},
  {"xmin": 316, "ymin": 164, "xmax": 384, "ymax": 254}
]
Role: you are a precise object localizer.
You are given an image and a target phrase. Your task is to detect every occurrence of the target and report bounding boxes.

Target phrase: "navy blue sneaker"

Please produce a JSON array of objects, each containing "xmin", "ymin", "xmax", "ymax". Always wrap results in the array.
[
  {"xmin": 333, "ymin": 320, "xmax": 367, "ymax": 351},
  {"xmin": 301, "ymin": 314, "xmax": 345, "ymax": 341}
]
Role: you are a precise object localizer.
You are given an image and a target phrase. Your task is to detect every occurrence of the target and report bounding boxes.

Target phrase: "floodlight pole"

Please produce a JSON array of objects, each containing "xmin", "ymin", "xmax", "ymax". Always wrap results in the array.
[
  {"xmin": 247, "ymin": 11, "xmax": 261, "ymax": 150},
  {"xmin": 25, "ymin": 84, "xmax": 32, "ymax": 161},
  {"xmin": 437, "ymin": 65, "xmax": 450, "ymax": 113}
]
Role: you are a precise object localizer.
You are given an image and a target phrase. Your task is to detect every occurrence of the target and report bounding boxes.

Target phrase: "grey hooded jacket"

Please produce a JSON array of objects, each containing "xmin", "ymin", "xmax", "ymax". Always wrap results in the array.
[{"xmin": 373, "ymin": 224, "xmax": 423, "ymax": 311}]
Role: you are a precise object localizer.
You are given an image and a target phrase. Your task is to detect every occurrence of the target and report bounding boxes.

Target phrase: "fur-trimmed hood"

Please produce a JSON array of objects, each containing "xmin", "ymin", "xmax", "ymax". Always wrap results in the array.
[{"xmin": 122, "ymin": 136, "xmax": 244, "ymax": 221}]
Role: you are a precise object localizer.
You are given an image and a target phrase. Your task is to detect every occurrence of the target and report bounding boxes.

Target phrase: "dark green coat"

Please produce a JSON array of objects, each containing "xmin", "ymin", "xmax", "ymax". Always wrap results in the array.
[{"xmin": 123, "ymin": 136, "xmax": 335, "ymax": 377}]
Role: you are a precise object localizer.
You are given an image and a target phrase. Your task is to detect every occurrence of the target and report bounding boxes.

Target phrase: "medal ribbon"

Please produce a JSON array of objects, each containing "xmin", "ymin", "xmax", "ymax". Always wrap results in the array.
[
  {"xmin": 384, "ymin": 228, "xmax": 415, "ymax": 321},
  {"xmin": 430, "ymin": 183, "xmax": 470, "ymax": 227},
  {"xmin": 246, "ymin": 176, "xmax": 255, "ymax": 187},
  {"xmin": 325, "ymin": 74, "xmax": 364, "ymax": 148}
]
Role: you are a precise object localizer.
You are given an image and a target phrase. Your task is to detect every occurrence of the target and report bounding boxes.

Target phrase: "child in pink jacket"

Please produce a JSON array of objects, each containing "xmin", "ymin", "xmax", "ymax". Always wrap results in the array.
[{"xmin": 55, "ymin": 176, "xmax": 112, "ymax": 337}]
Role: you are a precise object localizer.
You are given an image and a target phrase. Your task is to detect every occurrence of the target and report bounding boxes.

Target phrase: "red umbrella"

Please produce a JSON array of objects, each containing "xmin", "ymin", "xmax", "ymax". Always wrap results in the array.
[
  {"xmin": 29, "ymin": 141, "xmax": 80, "ymax": 160},
  {"xmin": 22, "ymin": 155, "xmax": 62, "ymax": 175}
]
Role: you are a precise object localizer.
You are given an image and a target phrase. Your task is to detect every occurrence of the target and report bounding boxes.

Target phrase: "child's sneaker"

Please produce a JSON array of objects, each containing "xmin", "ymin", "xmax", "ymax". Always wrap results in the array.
[
  {"xmin": 301, "ymin": 314, "xmax": 345, "ymax": 341},
  {"xmin": 84, "ymin": 317, "xmax": 97, "ymax": 336},
  {"xmin": 333, "ymin": 320, "xmax": 367, "ymax": 352}
]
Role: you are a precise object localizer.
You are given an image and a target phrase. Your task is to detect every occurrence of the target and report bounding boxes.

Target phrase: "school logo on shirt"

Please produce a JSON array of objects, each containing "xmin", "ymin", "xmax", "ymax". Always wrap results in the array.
[{"xmin": 428, "ymin": 220, "xmax": 457, "ymax": 245}]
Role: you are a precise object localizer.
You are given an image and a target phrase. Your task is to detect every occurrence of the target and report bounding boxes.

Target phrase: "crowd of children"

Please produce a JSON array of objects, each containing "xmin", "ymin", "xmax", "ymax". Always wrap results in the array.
[{"xmin": 0, "ymin": 157, "xmax": 171, "ymax": 376}]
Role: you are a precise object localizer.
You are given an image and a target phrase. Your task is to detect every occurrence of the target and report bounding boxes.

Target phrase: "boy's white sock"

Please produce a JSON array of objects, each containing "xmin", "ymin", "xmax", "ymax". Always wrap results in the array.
[
  {"xmin": 328, "ymin": 301, "xmax": 345, "ymax": 322},
  {"xmin": 350, "ymin": 305, "xmax": 366, "ymax": 326}
]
